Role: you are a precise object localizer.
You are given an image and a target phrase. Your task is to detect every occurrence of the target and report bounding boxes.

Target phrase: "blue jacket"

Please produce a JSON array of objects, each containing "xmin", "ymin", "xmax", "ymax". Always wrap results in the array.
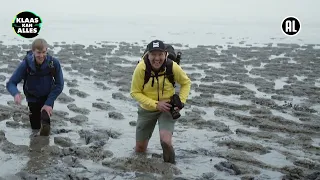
[{"xmin": 6, "ymin": 51, "xmax": 64, "ymax": 107}]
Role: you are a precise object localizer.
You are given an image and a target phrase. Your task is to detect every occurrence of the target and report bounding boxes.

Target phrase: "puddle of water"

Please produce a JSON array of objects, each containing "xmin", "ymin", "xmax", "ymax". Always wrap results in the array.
[
  {"xmin": 0, "ymin": 64, "xmax": 8, "ymax": 69},
  {"xmin": 269, "ymin": 53, "xmax": 285, "ymax": 60},
  {"xmin": 288, "ymin": 58, "xmax": 297, "ymax": 64},
  {"xmin": 0, "ymin": 150, "xmax": 29, "ymax": 178},
  {"xmin": 206, "ymin": 62, "xmax": 223, "ymax": 68},
  {"xmin": 113, "ymin": 63, "xmax": 136, "ymax": 67},
  {"xmin": 311, "ymin": 137, "xmax": 320, "ymax": 148},
  {"xmin": 274, "ymin": 77, "xmax": 289, "ymax": 90},
  {"xmin": 219, "ymin": 79, "xmax": 240, "ymax": 84},
  {"xmin": 213, "ymin": 94, "xmax": 252, "ymax": 105},
  {"xmin": 271, "ymin": 110, "xmax": 301, "ymax": 123},
  {"xmin": 253, "ymin": 150, "xmax": 294, "ymax": 168},
  {"xmin": 0, "ymin": 120, "xmax": 32, "ymax": 146},
  {"xmin": 257, "ymin": 169, "xmax": 285, "ymax": 180},
  {"xmin": 294, "ymin": 75, "xmax": 307, "ymax": 81},
  {"xmin": 89, "ymin": 68, "xmax": 98, "ymax": 73},
  {"xmin": 310, "ymin": 104, "xmax": 320, "ymax": 113},
  {"xmin": 62, "ymin": 63, "xmax": 72, "ymax": 68},
  {"xmin": 242, "ymin": 83, "xmax": 271, "ymax": 98},
  {"xmin": 245, "ymin": 65, "xmax": 265, "ymax": 78}
]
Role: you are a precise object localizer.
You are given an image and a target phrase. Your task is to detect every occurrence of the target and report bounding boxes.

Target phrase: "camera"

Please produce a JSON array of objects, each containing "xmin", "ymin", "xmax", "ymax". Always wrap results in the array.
[{"xmin": 169, "ymin": 94, "xmax": 184, "ymax": 119}]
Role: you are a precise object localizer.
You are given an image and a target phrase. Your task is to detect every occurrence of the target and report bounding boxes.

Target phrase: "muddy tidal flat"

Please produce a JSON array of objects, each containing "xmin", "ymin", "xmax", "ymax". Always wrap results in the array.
[{"xmin": 0, "ymin": 40, "xmax": 320, "ymax": 180}]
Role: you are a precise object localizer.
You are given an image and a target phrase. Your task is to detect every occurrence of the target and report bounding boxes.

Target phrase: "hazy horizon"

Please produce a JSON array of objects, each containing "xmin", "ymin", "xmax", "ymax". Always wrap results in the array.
[
  {"xmin": 1, "ymin": 0, "xmax": 318, "ymax": 21},
  {"xmin": 0, "ymin": 0, "xmax": 319, "ymax": 45}
]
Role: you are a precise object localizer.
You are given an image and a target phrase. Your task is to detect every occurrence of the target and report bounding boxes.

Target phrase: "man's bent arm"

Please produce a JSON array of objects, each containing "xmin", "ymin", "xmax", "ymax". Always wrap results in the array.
[
  {"xmin": 45, "ymin": 59, "xmax": 64, "ymax": 107},
  {"xmin": 6, "ymin": 61, "xmax": 27, "ymax": 97}
]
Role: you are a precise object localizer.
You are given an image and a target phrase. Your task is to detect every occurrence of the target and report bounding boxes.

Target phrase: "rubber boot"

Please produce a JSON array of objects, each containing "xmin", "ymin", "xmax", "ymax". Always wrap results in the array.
[
  {"xmin": 161, "ymin": 140, "xmax": 176, "ymax": 164},
  {"xmin": 39, "ymin": 110, "xmax": 51, "ymax": 136}
]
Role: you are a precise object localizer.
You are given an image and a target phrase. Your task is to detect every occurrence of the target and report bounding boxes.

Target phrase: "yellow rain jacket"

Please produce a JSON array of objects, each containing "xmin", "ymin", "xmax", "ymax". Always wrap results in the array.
[{"xmin": 130, "ymin": 58, "xmax": 191, "ymax": 111}]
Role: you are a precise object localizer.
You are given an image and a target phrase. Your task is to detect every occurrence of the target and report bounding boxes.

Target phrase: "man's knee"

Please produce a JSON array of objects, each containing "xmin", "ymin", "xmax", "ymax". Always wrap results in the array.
[
  {"xmin": 135, "ymin": 140, "xmax": 148, "ymax": 152},
  {"xmin": 159, "ymin": 130, "xmax": 173, "ymax": 146}
]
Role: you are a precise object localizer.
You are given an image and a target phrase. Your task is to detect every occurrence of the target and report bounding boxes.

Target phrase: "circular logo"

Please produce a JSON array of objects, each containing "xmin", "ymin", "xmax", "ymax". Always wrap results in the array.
[
  {"xmin": 281, "ymin": 16, "xmax": 301, "ymax": 36},
  {"xmin": 12, "ymin": 11, "xmax": 42, "ymax": 38}
]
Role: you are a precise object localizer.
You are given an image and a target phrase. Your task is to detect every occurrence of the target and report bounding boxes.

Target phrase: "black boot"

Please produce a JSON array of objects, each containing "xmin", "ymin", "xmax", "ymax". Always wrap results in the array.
[
  {"xmin": 161, "ymin": 140, "xmax": 176, "ymax": 164},
  {"xmin": 39, "ymin": 110, "xmax": 50, "ymax": 136}
]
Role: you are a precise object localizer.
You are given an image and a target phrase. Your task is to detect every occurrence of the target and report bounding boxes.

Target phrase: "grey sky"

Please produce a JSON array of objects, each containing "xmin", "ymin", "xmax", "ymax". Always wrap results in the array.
[{"xmin": 0, "ymin": 0, "xmax": 318, "ymax": 25}]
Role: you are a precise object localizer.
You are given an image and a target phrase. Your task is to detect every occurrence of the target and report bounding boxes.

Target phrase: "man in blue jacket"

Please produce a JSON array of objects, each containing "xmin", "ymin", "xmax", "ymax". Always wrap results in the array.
[{"xmin": 6, "ymin": 38, "xmax": 64, "ymax": 136}]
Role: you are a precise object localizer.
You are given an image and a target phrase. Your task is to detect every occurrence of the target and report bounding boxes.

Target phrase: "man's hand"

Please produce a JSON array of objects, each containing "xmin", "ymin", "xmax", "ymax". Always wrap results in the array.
[
  {"xmin": 156, "ymin": 100, "xmax": 172, "ymax": 112},
  {"xmin": 41, "ymin": 105, "xmax": 53, "ymax": 116},
  {"xmin": 14, "ymin": 93, "xmax": 22, "ymax": 105}
]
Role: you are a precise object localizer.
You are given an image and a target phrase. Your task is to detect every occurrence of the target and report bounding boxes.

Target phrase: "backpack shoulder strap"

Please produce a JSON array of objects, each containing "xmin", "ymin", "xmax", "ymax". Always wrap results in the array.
[
  {"xmin": 165, "ymin": 59, "xmax": 175, "ymax": 87},
  {"xmin": 23, "ymin": 50, "xmax": 32, "ymax": 76},
  {"xmin": 143, "ymin": 55, "xmax": 152, "ymax": 89},
  {"xmin": 47, "ymin": 56, "xmax": 56, "ymax": 77}
]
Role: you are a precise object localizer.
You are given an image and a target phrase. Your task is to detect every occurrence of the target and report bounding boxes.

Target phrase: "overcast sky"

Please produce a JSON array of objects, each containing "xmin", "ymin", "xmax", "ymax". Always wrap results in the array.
[{"xmin": 0, "ymin": 0, "xmax": 318, "ymax": 25}]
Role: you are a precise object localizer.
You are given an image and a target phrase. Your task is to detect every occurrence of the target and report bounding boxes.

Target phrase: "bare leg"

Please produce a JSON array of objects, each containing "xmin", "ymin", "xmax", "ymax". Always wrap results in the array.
[
  {"xmin": 159, "ymin": 130, "xmax": 175, "ymax": 164},
  {"xmin": 135, "ymin": 140, "xmax": 149, "ymax": 153}
]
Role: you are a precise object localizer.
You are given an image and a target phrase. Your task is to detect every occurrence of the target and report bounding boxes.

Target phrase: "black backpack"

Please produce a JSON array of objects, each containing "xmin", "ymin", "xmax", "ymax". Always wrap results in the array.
[{"xmin": 140, "ymin": 44, "xmax": 182, "ymax": 89}]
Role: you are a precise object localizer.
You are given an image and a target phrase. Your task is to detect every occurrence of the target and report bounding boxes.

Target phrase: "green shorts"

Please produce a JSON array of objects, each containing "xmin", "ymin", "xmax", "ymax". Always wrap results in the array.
[{"xmin": 136, "ymin": 106, "xmax": 176, "ymax": 141}]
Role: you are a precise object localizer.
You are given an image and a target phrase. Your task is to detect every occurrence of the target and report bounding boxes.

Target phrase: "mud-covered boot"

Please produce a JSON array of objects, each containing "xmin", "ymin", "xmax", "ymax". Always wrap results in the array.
[
  {"xmin": 161, "ymin": 140, "xmax": 176, "ymax": 164},
  {"xmin": 39, "ymin": 110, "xmax": 51, "ymax": 136}
]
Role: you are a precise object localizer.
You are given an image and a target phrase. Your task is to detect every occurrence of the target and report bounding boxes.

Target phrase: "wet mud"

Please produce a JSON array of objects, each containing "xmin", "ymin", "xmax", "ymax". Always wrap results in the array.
[{"xmin": 0, "ymin": 41, "xmax": 319, "ymax": 179}]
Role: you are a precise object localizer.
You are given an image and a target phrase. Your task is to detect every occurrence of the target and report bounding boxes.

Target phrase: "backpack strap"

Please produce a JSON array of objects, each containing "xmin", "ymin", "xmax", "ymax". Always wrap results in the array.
[
  {"xmin": 143, "ymin": 56, "xmax": 152, "ymax": 89},
  {"xmin": 23, "ymin": 50, "xmax": 56, "ymax": 79},
  {"xmin": 165, "ymin": 59, "xmax": 175, "ymax": 87},
  {"xmin": 47, "ymin": 56, "xmax": 56, "ymax": 78},
  {"xmin": 142, "ymin": 56, "xmax": 175, "ymax": 89},
  {"xmin": 23, "ymin": 50, "xmax": 32, "ymax": 79}
]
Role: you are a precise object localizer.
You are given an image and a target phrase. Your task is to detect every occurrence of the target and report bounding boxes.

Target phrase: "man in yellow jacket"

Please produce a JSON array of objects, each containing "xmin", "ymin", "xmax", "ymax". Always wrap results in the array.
[{"xmin": 130, "ymin": 40, "xmax": 191, "ymax": 164}]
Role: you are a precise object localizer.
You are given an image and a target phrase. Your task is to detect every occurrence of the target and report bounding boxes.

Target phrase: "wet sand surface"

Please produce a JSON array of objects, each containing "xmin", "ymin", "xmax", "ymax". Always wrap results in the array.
[{"xmin": 0, "ymin": 39, "xmax": 319, "ymax": 180}]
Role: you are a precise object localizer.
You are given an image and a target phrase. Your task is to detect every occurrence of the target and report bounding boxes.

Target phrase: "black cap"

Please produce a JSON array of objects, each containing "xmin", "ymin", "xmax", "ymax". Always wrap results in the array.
[{"xmin": 147, "ymin": 40, "xmax": 166, "ymax": 52}]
